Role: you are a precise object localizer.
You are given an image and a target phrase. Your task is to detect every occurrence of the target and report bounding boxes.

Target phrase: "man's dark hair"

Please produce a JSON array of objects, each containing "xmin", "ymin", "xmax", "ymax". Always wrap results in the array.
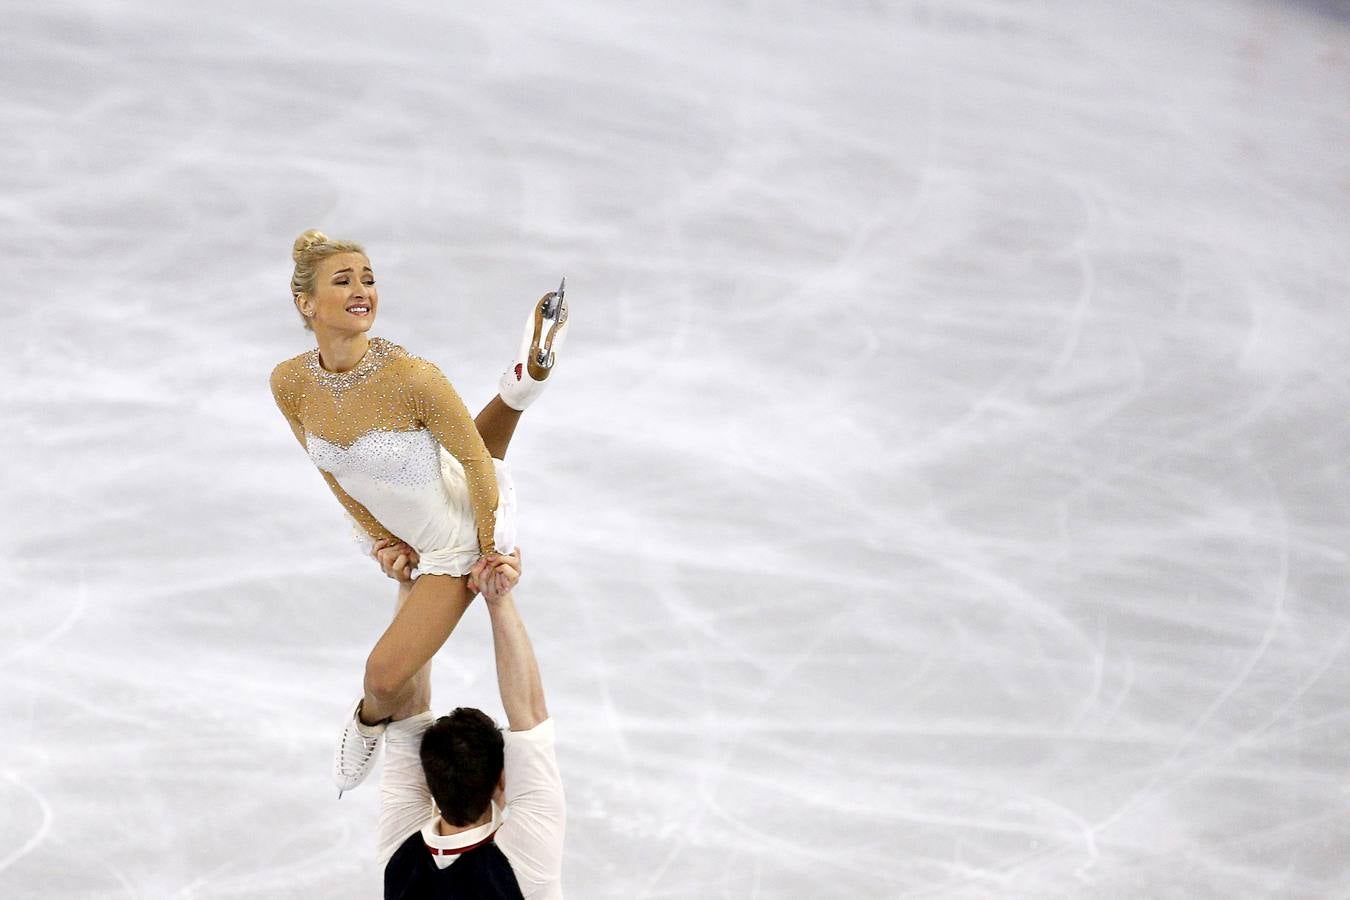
[{"xmin": 420, "ymin": 707, "xmax": 505, "ymax": 827}]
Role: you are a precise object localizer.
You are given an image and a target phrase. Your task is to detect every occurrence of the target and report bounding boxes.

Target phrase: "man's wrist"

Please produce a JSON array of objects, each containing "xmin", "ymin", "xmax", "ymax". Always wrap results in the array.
[{"xmin": 484, "ymin": 591, "xmax": 516, "ymax": 611}]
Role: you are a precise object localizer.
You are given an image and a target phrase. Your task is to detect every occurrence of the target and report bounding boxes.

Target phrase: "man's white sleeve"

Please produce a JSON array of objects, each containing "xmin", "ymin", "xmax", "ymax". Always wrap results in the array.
[
  {"xmin": 375, "ymin": 712, "xmax": 437, "ymax": 868},
  {"xmin": 497, "ymin": 718, "xmax": 566, "ymax": 890}
]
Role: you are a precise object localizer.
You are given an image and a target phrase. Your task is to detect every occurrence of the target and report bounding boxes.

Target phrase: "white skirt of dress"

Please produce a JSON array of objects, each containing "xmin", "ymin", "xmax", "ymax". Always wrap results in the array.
[{"xmin": 409, "ymin": 451, "xmax": 517, "ymax": 580}]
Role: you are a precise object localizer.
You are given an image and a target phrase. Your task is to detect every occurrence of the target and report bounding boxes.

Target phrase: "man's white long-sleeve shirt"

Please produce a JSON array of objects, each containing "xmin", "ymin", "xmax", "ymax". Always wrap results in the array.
[{"xmin": 377, "ymin": 712, "xmax": 565, "ymax": 899}]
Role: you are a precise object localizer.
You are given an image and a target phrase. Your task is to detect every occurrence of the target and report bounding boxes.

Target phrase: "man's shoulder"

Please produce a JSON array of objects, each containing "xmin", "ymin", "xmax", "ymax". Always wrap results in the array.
[
  {"xmin": 388, "ymin": 710, "xmax": 436, "ymax": 741},
  {"xmin": 503, "ymin": 718, "xmax": 556, "ymax": 748},
  {"xmin": 498, "ymin": 717, "xmax": 564, "ymax": 888},
  {"xmin": 503, "ymin": 719, "xmax": 561, "ymax": 783}
]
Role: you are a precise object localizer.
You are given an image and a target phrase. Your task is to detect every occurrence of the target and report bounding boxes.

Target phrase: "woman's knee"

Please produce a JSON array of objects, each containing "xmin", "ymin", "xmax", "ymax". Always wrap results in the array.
[{"xmin": 363, "ymin": 652, "xmax": 410, "ymax": 702}]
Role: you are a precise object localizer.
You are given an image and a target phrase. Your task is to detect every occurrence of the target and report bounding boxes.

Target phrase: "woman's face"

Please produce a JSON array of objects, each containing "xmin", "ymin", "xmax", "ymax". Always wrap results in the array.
[{"xmin": 300, "ymin": 252, "xmax": 379, "ymax": 334}]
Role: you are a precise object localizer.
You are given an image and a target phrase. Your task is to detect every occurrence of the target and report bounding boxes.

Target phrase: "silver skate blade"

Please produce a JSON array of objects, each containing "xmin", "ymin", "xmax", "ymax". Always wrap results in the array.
[{"xmin": 542, "ymin": 276, "xmax": 566, "ymax": 319}]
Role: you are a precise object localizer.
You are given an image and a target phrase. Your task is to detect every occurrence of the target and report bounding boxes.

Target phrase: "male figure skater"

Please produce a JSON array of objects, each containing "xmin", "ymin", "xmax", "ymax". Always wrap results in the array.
[{"xmin": 373, "ymin": 549, "xmax": 564, "ymax": 898}]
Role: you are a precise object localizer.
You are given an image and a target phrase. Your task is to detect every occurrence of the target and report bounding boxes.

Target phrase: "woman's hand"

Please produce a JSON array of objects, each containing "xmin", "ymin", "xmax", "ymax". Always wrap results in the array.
[
  {"xmin": 470, "ymin": 549, "xmax": 522, "ymax": 602},
  {"xmin": 372, "ymin": 537, "xmax": 420, "ymax": 582}
]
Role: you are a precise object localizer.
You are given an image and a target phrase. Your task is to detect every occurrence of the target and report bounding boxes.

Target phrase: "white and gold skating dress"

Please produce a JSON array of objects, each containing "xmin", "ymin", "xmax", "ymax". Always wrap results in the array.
[{"xmin": 269, "ymin": 337, "xmax": 515, "ymax": 578}]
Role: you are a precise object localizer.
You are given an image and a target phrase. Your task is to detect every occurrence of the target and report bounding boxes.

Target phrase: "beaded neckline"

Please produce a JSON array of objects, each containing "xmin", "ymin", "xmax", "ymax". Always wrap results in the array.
[{"xmin": 303, "ymin": 336, "xmax": 402, "ymax": 392}]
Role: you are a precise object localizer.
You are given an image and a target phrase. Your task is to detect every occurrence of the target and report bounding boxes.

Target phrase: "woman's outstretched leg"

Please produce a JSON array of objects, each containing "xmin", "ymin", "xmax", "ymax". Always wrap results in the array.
[
  {"xmin": 483, "ymin": 287, "xmax": 570, "ymax": 453},
  {"xmin": 474, "ymin": 396, "xmax": 524, "ymax": 460}
]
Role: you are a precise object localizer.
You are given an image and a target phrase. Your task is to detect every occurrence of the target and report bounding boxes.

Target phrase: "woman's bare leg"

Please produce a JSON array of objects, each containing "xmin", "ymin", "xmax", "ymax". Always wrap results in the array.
[
  {"xmin": 364, "ymin": 394, "xmax": 523, "ymax": 723},
  {"xmin": 360, "ymin": 573, "xmax": 473, "ymax": 723},
  {"xmin": 475, "ymin": 395, "xmax": 523, "ymax": 460},
  {"xmin": 386, "ymin": 581, "xmax": 432, "ymax": 720},
  {"xmin": 360, "ymin": 393, "xmax": 524, "ymax": 725}
]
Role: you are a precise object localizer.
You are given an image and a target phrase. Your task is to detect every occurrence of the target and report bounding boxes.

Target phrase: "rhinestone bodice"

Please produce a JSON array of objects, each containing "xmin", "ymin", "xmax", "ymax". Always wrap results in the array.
[
  {"xmin": 270, "ymin": 338, "xmax": 500, "ymax": 557},
  {"xmin": 305, "ymin": 428, "xmax": 444, "ymax": 487}
]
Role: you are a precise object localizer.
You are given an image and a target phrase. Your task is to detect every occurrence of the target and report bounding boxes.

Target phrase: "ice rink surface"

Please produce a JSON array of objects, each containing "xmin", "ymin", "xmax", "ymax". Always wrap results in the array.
[{"xmin": 4, "ymin": 0, "xmax": 1349, "ymax": 896}]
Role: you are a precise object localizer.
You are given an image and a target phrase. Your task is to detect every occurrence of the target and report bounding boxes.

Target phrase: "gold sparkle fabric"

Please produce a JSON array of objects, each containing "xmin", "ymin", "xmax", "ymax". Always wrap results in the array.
[{"xmin": 269, "ymin": 336, "xmax": 499, "ymax": 558}]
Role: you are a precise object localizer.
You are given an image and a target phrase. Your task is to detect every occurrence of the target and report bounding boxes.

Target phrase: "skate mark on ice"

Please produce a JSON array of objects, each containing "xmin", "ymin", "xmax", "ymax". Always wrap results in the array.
[
  {"xmin": 635, "ymin": 602, "xmax": 844, "ymax": 899},
  {"xmin": 174, "ymin": 814, "xmax": 358, "ymax": 897},
  {"xmin": 576, "ymin": 577, "xmax": 636, "ymax": 773},
  {"xmin": 14, "ymin": 674, "xmax": 177, "ymax": 733},
  {"xmin": 1048, "ymin": 177, "xmax": 1101, "ymax": 375},
  {"xmin": 1, "ymin": 573, "xmax": 88, "ymax": 666},
  {"xmin": 1233, "ymin": 620, "xmax": 1350, "ymax": 749},
  {"xmin": 1086, "ymin": 463, "xmax": 1292, "ymax": 851},
  {"xmin": 0, "ymin": 772, "xmax": 53, "ymax": 876}
]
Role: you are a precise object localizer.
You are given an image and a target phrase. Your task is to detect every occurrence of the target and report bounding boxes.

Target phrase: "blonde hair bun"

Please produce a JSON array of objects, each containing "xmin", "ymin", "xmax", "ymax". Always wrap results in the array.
[
  {"xmin": 292, "ymin": 229, "xmax": 330, "ymax": 262},
  {"xmin": 287, "ymin": 230, "xmax": 367, "ymax": 330}
]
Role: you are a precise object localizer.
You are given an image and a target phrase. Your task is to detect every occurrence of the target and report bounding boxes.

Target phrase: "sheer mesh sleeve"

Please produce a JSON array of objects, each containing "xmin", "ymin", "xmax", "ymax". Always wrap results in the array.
[
  {"xmin": 270, "ymin": 364, "xmax": 393, "ymax": 549},
  {"xmin": 317, "ymin": 470, "xmax": 392, "ymax": 551},
  {"xmin": 402, "ymin": 357, "xmax": 500, "ymax": 556}
]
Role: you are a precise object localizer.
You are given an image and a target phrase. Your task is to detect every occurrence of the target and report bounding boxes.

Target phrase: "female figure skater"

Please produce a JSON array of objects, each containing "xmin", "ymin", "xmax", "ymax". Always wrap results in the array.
[{"xmin": 269, "ymin": 229, "xmax": 568, "ymax": 794}]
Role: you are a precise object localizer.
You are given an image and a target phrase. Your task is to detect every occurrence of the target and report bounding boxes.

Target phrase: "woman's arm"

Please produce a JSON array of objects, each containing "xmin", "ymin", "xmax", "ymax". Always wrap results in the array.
[
  {"xmin": 270, "ymin": 366, "xmax": 394, "ymax": 549},
  {"xmin": 403, "ymin": 357, "xmax": 500, "ymax": 556}
]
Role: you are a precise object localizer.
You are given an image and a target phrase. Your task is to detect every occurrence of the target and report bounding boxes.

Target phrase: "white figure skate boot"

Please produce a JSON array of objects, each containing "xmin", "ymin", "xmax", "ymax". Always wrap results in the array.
[
  {"xmin": 333, "ymin": 698, "xmax": 385, "ymax": 797},
  {"xmin": 498, "ymin": 277, "xmax": 570, "ymax": 411}
]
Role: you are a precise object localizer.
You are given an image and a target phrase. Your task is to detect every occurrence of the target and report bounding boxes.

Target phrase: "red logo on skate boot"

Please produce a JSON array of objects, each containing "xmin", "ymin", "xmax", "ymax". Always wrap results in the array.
[{"xmin": 514, "ymin": 363, "xmax": 523, "ymax": 381}]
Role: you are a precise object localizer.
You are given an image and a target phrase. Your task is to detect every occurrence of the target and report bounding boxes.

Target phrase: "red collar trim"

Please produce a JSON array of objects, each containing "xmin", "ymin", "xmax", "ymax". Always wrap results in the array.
[{"xmin": 425, "ymin": 827, "xmax": 499, "ymax": 857}]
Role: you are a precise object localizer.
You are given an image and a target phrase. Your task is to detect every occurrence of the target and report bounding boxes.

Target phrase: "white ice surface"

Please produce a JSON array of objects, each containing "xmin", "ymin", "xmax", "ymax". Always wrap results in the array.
[{"xmin": 4, "ymin": 0, "xmax": 1349, "ymax": 897}]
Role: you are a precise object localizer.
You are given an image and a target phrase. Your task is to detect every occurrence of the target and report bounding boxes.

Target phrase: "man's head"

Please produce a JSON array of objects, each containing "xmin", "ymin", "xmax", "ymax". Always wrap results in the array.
[{"xmin": 420, "ymin": 707, "xmax": 505, "ymax": 827}]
